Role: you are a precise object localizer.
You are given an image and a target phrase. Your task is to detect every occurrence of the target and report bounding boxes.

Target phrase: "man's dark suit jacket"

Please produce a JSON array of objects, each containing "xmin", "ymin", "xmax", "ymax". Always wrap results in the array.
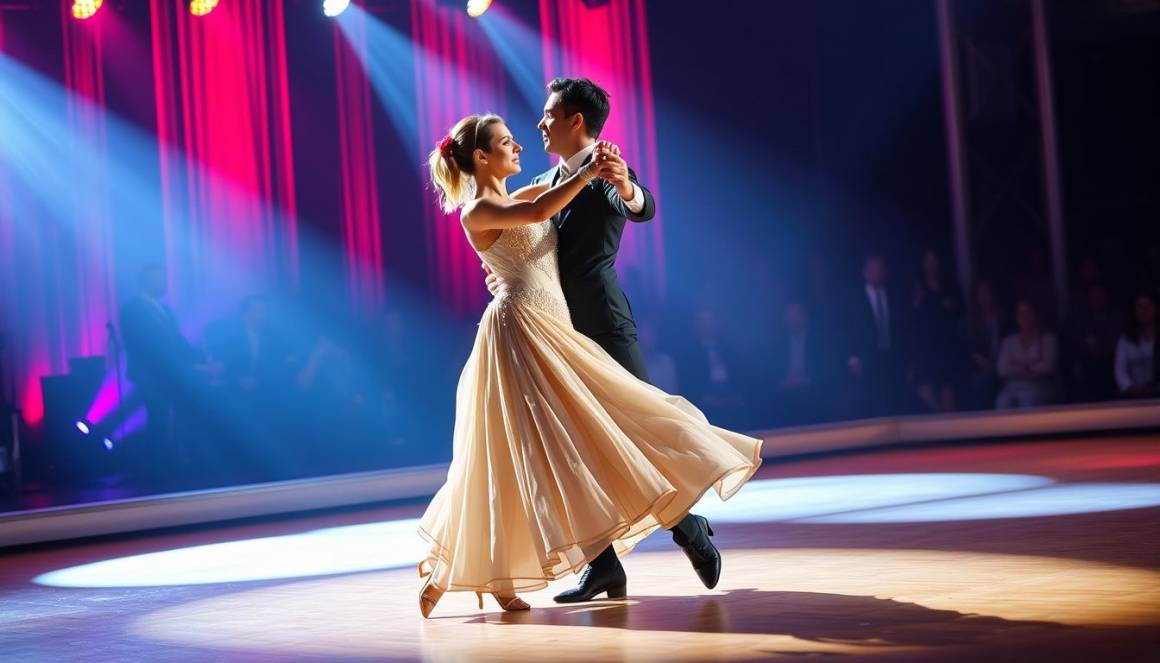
[
  {"xmin": 119, "ymin": 295, "xmax": 201, "ymax": 392},
  {"xmin": 530, "ymin": 160, "xmax": 656, "ymax": 338},
  {"xmin": 843, "ymin": 286, "xmax": 908, "ymax": 367},
  {"xmin": 767, "ymin": 330, "xmax": 835, "ymax": 390}
]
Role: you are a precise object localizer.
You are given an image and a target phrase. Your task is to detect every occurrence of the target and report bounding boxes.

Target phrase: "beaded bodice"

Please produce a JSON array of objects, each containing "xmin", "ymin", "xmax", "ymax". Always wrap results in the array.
[{"xmin": 480, "ymin": 220, "xmax": 572, "ymax": 324}]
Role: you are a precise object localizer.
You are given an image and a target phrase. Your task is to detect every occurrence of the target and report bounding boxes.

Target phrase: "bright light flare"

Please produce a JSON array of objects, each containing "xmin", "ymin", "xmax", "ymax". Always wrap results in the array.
[
  {"xmin": 323, "ymin": 0, "xmax": 351, "ymax": 17},
  {"xmin": 189, "ymin": 0, "xmax": 220, "ymax": 17},
  {"xmin": 467, "ymin": 0, "xmax": 493, "ymax": 18},
  {"xmin": 71, "ymin": 0, "xmax": 103, "ymax": 20}
]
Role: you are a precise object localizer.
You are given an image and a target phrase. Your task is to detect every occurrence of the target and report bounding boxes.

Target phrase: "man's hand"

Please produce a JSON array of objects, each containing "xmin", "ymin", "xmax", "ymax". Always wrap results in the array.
[
  {"xmin": 483, "ymin": 261, "xmax": 503, "ymax": 295},
  {"xmin": 595, "ymin": 142, "xmax": 634, "ymax": 199}
]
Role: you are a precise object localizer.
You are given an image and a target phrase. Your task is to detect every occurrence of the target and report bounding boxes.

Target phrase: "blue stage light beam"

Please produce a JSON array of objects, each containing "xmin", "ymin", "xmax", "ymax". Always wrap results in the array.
[
  {"xmin": 476, "ymin": 5, "xmax": 548, "ymax": 114},
  {"xmin": 0, "ymin": 54, "xmax": 455, "ymax": 478},
  {"xmin": 334, "ymin": 4, "xmax": 419, "ymax": 157}
]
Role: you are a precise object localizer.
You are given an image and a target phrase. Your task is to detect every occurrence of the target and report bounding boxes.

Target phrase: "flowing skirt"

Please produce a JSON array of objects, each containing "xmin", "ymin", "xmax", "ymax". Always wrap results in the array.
[{"xmin": 418, "ymin": 299, "xmax": 763, "ymax": 594}]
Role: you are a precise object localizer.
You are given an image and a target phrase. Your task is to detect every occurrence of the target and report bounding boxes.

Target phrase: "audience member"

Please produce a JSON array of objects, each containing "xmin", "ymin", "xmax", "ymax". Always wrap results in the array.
[
  {"xmin": 119, "ymin": 264, "xmax": 219, "ymax": 467},
  {"xmin": 1063, "ymin": 284, "xmax": 1123, "ymax": 402},
  {"xmin": 996, "ymin": 300, "xmax": 1059, "ymax": 409},
  {"xmin": 842, "ymin": 252, "xmax": 909, "ymax": 417},
  {"xmin": 206, "ymin": 295, "xmax": 288, "ymax": 394},
  {"xmin": 768, "ymin": 301, "xmax": 832, "ymax": 425},
  {"xmin": 680, "ymin": 308, "xmax": 749, "ymax": 429},
  {"xmin": 912, "ymin": 248, "xmax": 965, "ymax": 412},
  {"xmin": 1114, "ymin": 291, "xmax": 1159, "ymax": 399},
  {"xmin": 637, "ymin": 318, "xmax": 679, "ymax": 395},
  {"xmin": 1014, "ymin": 248, "xmax": 1058, "ymax": 327},
  {"xmin": 964, "ymin": 280, "xmax": 1005, "ymax": 410}
]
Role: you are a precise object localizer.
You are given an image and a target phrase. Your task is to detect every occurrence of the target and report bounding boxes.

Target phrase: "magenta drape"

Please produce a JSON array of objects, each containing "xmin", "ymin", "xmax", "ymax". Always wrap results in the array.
[
  {"xmin": 411, "ymin": 0, "xmax": 507, "ymax": 316},
  {"xmin": 333, "ymin": 12, "xmax": 385, "ymax": 314},
  {"xmin": 0, "ymin": 10, "xmax": 115, "ymax": 424},
  {"xmin": 61, "ymin": 8, "xmax": 116, "ymax": 360},
  {"xmin": 539, "ymin": 0, "xmax": 665, "ymax": 298},
  {"xmin": 148, "ymin": 0, "xmax": 299, "ymax": 317}
]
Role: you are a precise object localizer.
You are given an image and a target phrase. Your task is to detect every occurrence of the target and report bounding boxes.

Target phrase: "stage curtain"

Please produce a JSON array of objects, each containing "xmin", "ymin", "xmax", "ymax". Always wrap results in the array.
[
  {"xmin": 148, "ymin": 0, "xmax": 299, "ymax": 315},
  {"xmin": 411, "ymin": 0, "xmax": 507, "ymax": 316},
  {"xmin": 333, "ymin": 11, "xmax": 385, "ymax": 315}
]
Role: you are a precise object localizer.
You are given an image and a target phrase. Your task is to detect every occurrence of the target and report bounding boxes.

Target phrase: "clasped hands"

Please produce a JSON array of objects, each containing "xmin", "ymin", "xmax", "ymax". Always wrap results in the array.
[{"xmin": 484, "ymin": 141, "xmax": 631, "ymax": 296}]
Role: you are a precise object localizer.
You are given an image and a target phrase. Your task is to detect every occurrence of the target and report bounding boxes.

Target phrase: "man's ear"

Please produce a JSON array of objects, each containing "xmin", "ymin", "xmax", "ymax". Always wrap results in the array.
[{"xmin": 571, "ymin": 112, "xmax": 585, "ymax": 134}]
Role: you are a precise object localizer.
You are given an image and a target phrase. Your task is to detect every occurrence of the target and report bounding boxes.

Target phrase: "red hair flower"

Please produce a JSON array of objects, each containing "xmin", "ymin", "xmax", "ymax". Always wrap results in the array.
[{"xmin": 437, "ymin": 135, "xmax": 455, "ymax": 159}]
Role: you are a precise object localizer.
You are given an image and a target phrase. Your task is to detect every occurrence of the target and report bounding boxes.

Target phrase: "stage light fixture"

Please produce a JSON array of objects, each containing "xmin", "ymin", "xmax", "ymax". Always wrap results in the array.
[
  {"xmin": 323, "ymin": 0, "xmax": 350, "ymax": 17},
  {"xmin": 102, "ymin": 438, "xmax": 114, "ymax": 450},
  {"xmin": 71, "ymin": 0, "xmax": 102, "ymax": 20},
  {"xmin": 189, "ymin": 0, "xmax": 219, "ymax": 17},
  {"xmin": 75, "ymin": 420, "xmax": 91, "ymax": 435},
  {"xmin": 467, "ymin": 0, "xmax": 492, "ymax": 17}
]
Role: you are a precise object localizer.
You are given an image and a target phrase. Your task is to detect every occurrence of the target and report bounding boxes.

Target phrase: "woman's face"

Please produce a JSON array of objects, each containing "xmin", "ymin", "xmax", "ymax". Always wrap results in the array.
[
  {"xmin": 479, "ymin": 122, "xmax": 523, "ymax": 177},
  {"xmin": 1136, "ymin": 295, "xmax": 1157, "ymax": 326}
]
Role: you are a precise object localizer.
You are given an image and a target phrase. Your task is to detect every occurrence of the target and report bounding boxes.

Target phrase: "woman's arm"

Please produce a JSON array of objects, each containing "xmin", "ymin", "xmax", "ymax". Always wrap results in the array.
[
  {"xmin": 511, "ymin": 182, "xmax": 550, "ymax": 202},
  {"xmin": 463, "ymin": 160, "xmax": 605, "ymax": 232}
]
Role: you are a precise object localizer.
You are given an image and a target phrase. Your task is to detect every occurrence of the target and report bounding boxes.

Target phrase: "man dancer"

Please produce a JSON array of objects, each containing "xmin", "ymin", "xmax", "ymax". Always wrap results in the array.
[{"xmin": 487, "ymin": 78, "xmax": 721, "ymax": 602}]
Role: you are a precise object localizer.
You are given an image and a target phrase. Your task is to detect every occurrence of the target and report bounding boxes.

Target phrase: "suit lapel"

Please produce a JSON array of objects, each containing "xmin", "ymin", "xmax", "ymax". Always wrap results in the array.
[{"xmin": 552, "ymin": 153, "xmax": 595, "ymax": 229}]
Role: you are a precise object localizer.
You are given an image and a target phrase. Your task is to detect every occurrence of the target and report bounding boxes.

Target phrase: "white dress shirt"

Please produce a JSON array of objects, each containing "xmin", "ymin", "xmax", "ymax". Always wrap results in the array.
[
  {"xmin": 559, "ymin": 143, "xmax": 645, "ymax": 214},
  {"xmin": 1115, "ymin": 335, "xmax": 1155, "ymax": 392},
  {"xmin": 864, "ymin": 284, "xmax": 891, "ymax": 350}
]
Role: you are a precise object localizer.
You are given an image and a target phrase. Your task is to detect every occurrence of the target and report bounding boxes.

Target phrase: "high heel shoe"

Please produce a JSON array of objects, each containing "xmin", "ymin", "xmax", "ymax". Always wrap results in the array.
[
  {"xmin": 475, "ymin": 591, "xmax": 531, "ymax": 612},
  {"xmin": 418, "ymin": 562, "xmax": 444, "ymax": 618}
]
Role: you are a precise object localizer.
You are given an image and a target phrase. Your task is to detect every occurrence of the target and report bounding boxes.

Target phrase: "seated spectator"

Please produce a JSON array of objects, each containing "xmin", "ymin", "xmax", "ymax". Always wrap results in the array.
[
  {"xmin": 1114, "ymin": 291, "xmax": 1159, "ymax": 399},
  {"xmin": 768, "ymin": 301, "xmax": 833, "ymax": 426},
  {"xmin": 996, "ymin": 300, "xmax": 1059, "ymax": 409},
  {"xmin": 637, "ymin": 318, "xmax": 679, "ymax": 395},
  {"xmin": 965, "ymin": 280, "xmax": 1005, "ymax": 410},
  {"xmin": 912, "ymin": 248, "xmax": 965, "ymax": 413},
  {"xmin": 842, "ymin": 252, "xmax": 910, "ymax": 418},
  {"xmin": 679, "ymin": 308, "xmax": 749, "ymax": 429},
  {"xmin": 1063, "ymin": 284, "xmax": 1123, "ymax": 402}
]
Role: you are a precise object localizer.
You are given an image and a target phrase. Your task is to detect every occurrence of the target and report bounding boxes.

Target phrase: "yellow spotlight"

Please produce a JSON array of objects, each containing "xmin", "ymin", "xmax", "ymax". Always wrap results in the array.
[
  {"xmin": 72, "ymin": 0, "xmax": 103, "ymax": 20},
  {"xmin": 189, "ymin": 0, "xmax": 221, "ymax": 17},
  {"xmin": 466, "ymin": 0, "xmax": 492, "ymax": 18}
]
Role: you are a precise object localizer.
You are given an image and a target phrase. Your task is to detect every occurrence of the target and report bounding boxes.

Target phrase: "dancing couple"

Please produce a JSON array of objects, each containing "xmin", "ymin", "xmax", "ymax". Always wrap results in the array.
[{"xmin": 417, "ymin": 78, "xmax": 762, "ymax": 617}]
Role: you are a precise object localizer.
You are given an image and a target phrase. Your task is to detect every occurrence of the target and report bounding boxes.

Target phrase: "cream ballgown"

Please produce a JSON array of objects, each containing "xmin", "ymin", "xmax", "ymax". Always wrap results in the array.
[{"xmin": 418, "ymin": 219, "xmax": 762, "ymax": 597}]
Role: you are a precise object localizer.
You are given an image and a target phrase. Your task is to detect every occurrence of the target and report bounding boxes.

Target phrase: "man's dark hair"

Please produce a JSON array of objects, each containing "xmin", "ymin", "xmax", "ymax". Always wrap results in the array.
[{"xmin": 547, "ymin": 77, "xmax": 610, "ymax": 138}]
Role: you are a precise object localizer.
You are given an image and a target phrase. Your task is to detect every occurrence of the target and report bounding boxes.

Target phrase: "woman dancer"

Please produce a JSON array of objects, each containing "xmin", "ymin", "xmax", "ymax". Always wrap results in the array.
[{"xmin": 418, "ymin": 114, "xmax": 762, "ymax": 617}]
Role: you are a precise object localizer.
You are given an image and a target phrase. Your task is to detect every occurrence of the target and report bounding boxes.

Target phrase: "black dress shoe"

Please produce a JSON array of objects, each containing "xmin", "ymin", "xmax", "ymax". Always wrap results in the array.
[
  {"xmin": 671, "ymin": 513, "xmax": 721, "ymax": 589},
  {"xmin": 552, "ymin": 558, "xmax": 627, "ymax": 603}
]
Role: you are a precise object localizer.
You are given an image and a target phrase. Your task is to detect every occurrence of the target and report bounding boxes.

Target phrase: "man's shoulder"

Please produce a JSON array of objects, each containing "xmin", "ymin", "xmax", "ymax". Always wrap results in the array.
[{"xmin": 530, "ymin": 166, "xmax": 557, "ymax": 185}]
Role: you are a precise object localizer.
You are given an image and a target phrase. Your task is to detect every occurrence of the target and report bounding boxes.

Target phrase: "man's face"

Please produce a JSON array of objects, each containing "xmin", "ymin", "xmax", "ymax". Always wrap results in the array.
[{"xmin": 537, "ymin": 91, "xmax": 576, "ymax": 157}]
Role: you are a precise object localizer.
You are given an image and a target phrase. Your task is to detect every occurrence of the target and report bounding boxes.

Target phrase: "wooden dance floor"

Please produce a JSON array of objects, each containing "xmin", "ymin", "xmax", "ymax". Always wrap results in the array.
[{"xmin": 2, "ymin": 434, "xmax": 1159, "ymax": 661}]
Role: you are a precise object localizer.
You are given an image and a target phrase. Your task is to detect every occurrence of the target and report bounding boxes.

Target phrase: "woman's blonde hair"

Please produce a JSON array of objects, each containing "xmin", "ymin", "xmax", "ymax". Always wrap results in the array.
[{"xmin": 428, "ymin": 113, "xmax": 504, "ymax": 213}]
